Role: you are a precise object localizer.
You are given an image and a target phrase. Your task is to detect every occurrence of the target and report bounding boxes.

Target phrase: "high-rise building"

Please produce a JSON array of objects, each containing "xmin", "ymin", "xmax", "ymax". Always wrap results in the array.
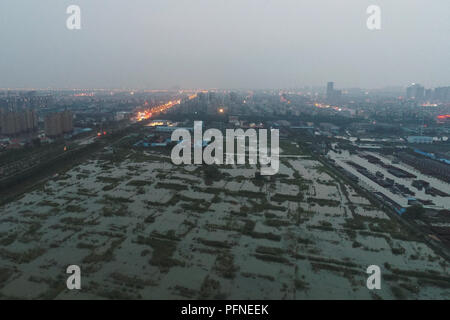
[
  {"xmin": 61, "ymin": 110, "xmax": 74, "ymax": 133},
  {"xmin": 406, "ymin": 83, "xmax": 425, "ymax": 101},
  {"xmin": 416, "ymin": 86, "xmax": 425, "ymax": 101},
  {"xmin": 326, "ymin": 82, "xmax": 334, "ymax": 101},
  {"xmin": 0, "ymin": 108, "xmax": 38, "ymax": 136},
  {"xmin": 326, "ymin": 82, "xmax": 342, "ymax": 103},
  {"xmin": 425, "ymin": 89, "xmax": 433, "ymax": 101},
  {"xmin": 434, "ymin": 86, "xmax": 450, "ymax": 102},
  {"xmin": 44, "ymin": 110, "xmax": 73, "ymax": 137}
]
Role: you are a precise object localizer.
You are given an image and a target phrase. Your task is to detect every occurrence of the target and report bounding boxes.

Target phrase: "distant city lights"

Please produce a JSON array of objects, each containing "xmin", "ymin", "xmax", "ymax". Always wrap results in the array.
[{"xmin": 135, "ymin": 99, "xmax": 181, "ymax": 121}]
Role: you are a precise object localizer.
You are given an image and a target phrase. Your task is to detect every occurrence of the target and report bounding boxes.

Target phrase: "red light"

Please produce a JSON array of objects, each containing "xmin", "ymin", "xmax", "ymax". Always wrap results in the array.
[{"xmin": 103, "ymin": 131, "xmax": 107, "ymax": 135}]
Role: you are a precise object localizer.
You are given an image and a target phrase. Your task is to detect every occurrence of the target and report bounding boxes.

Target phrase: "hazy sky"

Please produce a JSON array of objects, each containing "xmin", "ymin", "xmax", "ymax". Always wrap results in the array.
[{"xmin": 0, "ymin": 0, "xmax": 449, "ymax": 89}]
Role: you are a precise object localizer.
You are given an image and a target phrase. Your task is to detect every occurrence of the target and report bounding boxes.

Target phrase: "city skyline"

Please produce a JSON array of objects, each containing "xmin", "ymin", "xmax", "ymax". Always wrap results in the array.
[{"xmin": 1, "ymin": 0, "xmax": 449, "ymax": 89}]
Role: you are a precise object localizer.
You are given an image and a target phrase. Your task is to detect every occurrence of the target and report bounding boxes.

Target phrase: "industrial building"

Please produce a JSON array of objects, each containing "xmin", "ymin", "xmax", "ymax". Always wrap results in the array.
[{"xmin": 398, "ymin": 152, "xmax": 450, "ymax": 183}]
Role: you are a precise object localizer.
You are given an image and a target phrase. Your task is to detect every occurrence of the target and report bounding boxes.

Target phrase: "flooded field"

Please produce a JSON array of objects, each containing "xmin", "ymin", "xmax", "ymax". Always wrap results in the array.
[{"xmin": 0, "ymin": 148, "xmax": 449, "ymax": 299}]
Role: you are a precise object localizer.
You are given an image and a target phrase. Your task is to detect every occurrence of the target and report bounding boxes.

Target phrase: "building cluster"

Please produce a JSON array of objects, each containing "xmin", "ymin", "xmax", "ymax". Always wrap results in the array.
[
  {"xmin": 0, "ymin": 92, "xmax": 54, "ymax": 109},
  {"xmin": 0, "ymin": 108, "xmax": 38, "ymax": 136},
  {"xmin": 406, "ymin": 83, "xmax": 450, "ymax": 102},
  {"xmin": 44, "ymin": 110, "xmax": 74, "ymax": 137}
]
